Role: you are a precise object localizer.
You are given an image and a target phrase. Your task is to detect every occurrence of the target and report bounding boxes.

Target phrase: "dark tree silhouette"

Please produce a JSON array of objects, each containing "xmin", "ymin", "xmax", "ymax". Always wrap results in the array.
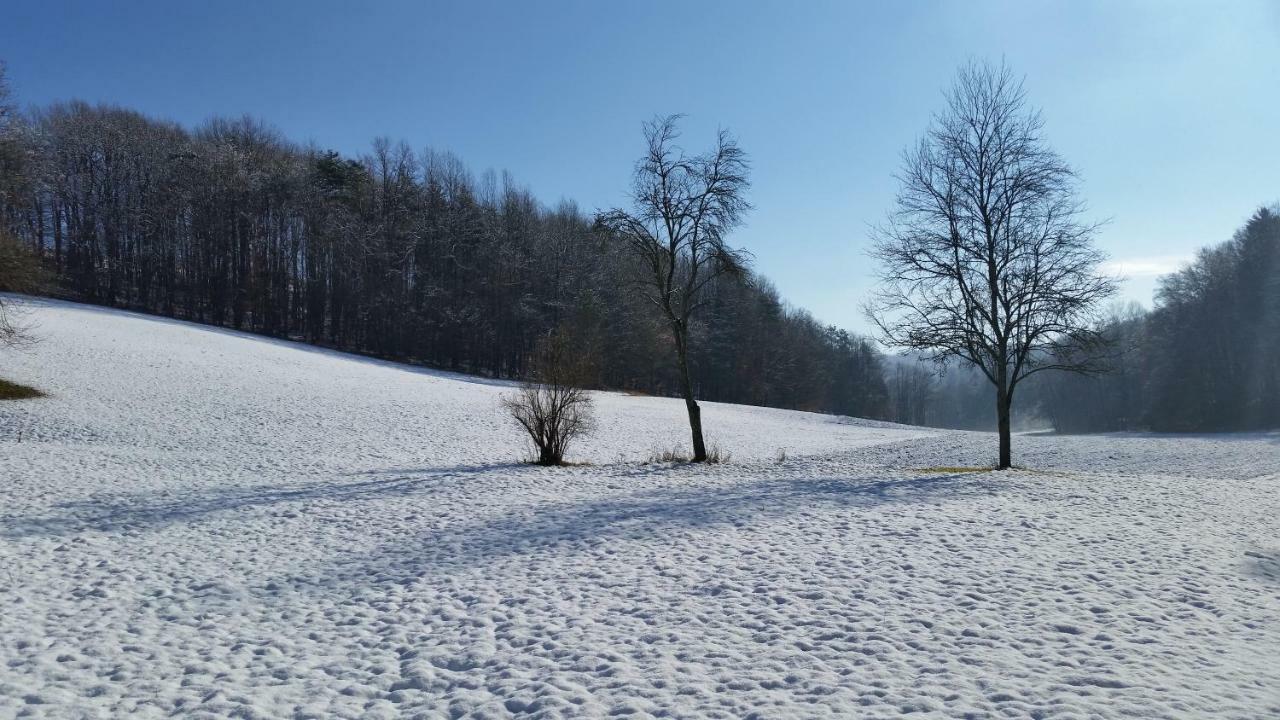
[
  {"xmin": 868, "ymin": 61, "xmax": 1115, "ymax": 468},
  {"xmin": 1, "ymin": 85, "xmax": 891, "ymax": 423},
  {"xmin": 1144, "ymin": 207, "xmax": 1280, "ymax": 430},
  {"xmin": 0, "ymin": 65, "xmax": 41, "ymax": 349},
  {"xmin": 597, "ymin": 115, "xmax": 751, "ymax": 462}
]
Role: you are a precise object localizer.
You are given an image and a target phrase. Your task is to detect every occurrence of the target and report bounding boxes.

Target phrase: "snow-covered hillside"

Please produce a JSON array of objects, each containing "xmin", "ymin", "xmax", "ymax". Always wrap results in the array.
[{"xmin": 2, "ymin": 298, "xmax": 1277, "ymax": 718}]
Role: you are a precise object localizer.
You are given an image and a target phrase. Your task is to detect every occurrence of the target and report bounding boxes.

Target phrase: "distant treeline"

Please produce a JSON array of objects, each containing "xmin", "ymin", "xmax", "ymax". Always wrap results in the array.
[
  {"xmin": 1037, "ymin": 207, "xmax": 1280, "ymax": 432},
  {"xmin": 0, "ymin": 93, "xmax": 1274, "ymax": 433},
  {"xmin": 888, "ymin": 207, "xmax": 1280, "ymax": 434},
  {"xmin": 0, "ymin": 99, "xmax": 888, "ymax": 418}
]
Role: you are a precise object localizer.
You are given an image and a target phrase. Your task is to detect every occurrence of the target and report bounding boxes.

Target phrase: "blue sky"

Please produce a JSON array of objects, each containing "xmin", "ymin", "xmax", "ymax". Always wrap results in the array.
[{"xmin": 4, "ymin": 0, "xmax": 1278, "ymax": 333}]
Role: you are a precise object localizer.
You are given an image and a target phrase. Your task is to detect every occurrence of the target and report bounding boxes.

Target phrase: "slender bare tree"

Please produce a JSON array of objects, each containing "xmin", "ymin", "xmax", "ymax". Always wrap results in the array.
[
  {"xmin": 596, "ymin": 115, "xmax": 750, "ymax": 462},
  {"xmin": 868, "ymin": 60, "xmax": 1116, "ymax": 469}
]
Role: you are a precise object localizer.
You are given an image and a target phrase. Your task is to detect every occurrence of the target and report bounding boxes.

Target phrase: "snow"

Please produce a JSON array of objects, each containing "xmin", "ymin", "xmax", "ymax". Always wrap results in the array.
[{"xmin": 2, "ymin": 297, "xmax": 1278, "ymax": 719}]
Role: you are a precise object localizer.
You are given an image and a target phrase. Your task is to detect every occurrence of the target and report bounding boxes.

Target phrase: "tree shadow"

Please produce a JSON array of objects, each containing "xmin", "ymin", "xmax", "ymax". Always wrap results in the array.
[
  {"xmin": 5, "ymin": 458, "xmax": 1009, "ymax": 601},
  {"xmin": 1244, "ymin": 550, "xmax": 1280, "ymax": 586},
  {"xmin": 296, "ymin": 470, "xmax": 1006, "ymax": 591},
  {"xmin": 2, "ymin": 463, "xmax": 523, "ymax": 539}
]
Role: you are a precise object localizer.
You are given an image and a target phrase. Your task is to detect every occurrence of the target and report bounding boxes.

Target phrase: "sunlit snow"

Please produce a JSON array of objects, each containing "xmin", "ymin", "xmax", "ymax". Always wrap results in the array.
[{"xmin": 2, "ymin": 298, "xmax": 1277, "ymax": 718}]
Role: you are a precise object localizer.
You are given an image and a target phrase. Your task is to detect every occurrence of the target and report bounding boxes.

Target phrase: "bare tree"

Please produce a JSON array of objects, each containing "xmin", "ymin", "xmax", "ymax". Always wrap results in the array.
[
  {"xmin": 0, "ymin": 230, "xmax": 42, "ymax": 348},
  {"xmin": 867, "ymin": 61, "xmax": 1116, "ymax": 469},
  {"xmin": 0, "ymin": 60, "xmax": 25, "ymax": 235},
  {"xmin": 502, "ymin": 330, "xmax": 596, "ymax": 465},
  {"xmin": 0, "ymin": 61, "xmax": 17, "ymax": 164},
  {"xmin": 0, "ymin": 65, "xmax": 39, "ymax": 350},
  {"xmin": 596, "ymin": 115, "xmax": 750, "ymax": 462}
]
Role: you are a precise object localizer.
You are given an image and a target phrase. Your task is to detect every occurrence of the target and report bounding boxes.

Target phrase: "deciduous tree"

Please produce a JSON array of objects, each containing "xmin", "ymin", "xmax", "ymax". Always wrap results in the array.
[
  {"xmin": 597, "ymin": 115, "xmax": 751, "ymax": 462},
  {"xmin": 868, "ymin": 61, "xmax": 1115, "ymax": 468}
]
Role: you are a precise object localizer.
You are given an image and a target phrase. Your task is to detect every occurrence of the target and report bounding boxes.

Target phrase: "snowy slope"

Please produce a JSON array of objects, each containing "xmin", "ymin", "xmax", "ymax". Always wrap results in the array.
[{"xmin": 1, "ymin": 298, "xmax": 1278, "ymax": 719}]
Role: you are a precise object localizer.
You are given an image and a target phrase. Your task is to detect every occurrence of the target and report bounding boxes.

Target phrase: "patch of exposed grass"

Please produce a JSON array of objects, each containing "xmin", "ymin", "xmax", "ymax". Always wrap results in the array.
[
  {"xmin": 644, "ymin": 443, "xmax": 731, "ymax": 465},
  {"xmin": 705, "ymin": 444, "xmax": 731, "ymax": 464},
  {"xmin": 0, "ymin": 378, "xmax": 45, "ymax": 400},
  {"xmin": 915, "ymin": 465, "xmax": 992, "ymax": 474},
  {"xmin": 646, "ymin": 446, "xmax": 690, "ymax": 463}
]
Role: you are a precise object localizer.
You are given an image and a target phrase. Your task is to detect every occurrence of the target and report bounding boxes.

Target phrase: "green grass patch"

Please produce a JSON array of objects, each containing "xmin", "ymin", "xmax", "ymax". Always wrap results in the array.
[
  {"xmin": 915, "ymin": 466, "xmax": 992, "ymax": 474},
  {"xmin": 0, "ymin": 378, "xmax": 45, "ymax": 400}
]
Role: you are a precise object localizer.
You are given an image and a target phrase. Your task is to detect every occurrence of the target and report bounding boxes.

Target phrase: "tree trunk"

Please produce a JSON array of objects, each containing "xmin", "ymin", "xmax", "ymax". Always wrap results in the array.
[
  {"xmin": 996, "ymin": 384, "xmax": 1012, "ymax": 470},
  {"xmin": 53, "ymin": 198, "xmax": 64, "ymax": 275},
  {"xmin": 674, "ymin": 327, "xmax": 708, "ymax": 462},
  {"xmin": 685, "ymin": 395, "xmax": 707, "ymax": 462}
]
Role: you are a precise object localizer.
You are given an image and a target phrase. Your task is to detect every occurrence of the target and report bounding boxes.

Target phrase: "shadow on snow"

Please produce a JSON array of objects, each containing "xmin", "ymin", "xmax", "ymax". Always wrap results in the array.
[
  {"xmin": 1, "ymin": 463, "xmax": 521, "ymax": 538},
  {"xmin": 290, "ymin": 470, "xmax": 1008, "ymax": 592},
  {"xmin": 3, "ymin": 466, "xmax": 1005, "ymax": 583},
  {"xmin": 1244, "ymin": 549, "xmax": 1280, "ymax": 586}
]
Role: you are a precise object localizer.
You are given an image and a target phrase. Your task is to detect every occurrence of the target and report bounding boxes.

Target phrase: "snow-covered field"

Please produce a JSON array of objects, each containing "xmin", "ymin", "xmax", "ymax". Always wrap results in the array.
[{"xmin": 2, "ymin": 298, "xmax": 1277, "ymax": 719}]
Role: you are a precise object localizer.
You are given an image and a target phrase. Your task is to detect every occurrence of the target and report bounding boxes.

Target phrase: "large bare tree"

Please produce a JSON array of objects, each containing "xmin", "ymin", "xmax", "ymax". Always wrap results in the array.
[
  {"xmin": 868, "ymin": 61, "xmax": 1115, "ymax": 469},
  {"xmin": 597, "ymin": 115, "xmax": 750, "ymax": 462}
]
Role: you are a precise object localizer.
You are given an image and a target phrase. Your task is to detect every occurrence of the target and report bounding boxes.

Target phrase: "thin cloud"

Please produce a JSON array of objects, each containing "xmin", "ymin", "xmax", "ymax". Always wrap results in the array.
[{"xmin": 1102, "ymin": 254, "xmax": 1192, "ymax": 279}]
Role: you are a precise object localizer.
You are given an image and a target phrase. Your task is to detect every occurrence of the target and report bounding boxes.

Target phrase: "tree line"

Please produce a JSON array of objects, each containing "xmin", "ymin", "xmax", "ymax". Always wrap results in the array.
[
  {"xmin": 881, "ymin": 207, "xmax": 1280, "ymax": 435},
  {"xmin": 2, "ymin": 59, "xmax": 1272, "ymax": 463},
  {"xmin": 0, "ymin": 64, "xmax": 889, "ymax": 422},
  {"xmin": 1036, "ymin": 207, "xmax": 1280, "ymax": 433}
]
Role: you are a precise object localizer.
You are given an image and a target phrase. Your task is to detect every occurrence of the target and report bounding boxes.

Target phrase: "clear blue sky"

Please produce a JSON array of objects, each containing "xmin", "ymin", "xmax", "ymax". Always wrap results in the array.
[{"xmin": 4, "ymin": 0, "xmax": 1278, "ymax": 333}]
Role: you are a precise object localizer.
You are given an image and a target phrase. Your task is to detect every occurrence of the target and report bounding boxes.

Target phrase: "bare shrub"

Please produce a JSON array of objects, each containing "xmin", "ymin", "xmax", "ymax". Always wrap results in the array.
[{"xmin": 502, "ymin": 332, "xmax": 596, "ymax": 466}]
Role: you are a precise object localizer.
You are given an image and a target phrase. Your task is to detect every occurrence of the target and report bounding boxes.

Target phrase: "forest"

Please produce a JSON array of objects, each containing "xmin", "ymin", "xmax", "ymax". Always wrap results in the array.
[
  {"xmin": 1038, "ymin": 207, "xmax": 1280, "ymax": 432},
  {"xmin": 0, "ymin": 66, "xmax": 1275, "ymax": 434},
  {"xmin": 0, "ymin": 94, "xmax": 888, "ymax": 419}
]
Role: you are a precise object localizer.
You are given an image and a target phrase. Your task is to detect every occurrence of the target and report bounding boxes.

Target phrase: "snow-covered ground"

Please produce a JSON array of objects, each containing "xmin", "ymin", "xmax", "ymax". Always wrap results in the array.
[{"xmin": 2, "ymin": 298, "xmax": 1277, "ymax": 719}]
